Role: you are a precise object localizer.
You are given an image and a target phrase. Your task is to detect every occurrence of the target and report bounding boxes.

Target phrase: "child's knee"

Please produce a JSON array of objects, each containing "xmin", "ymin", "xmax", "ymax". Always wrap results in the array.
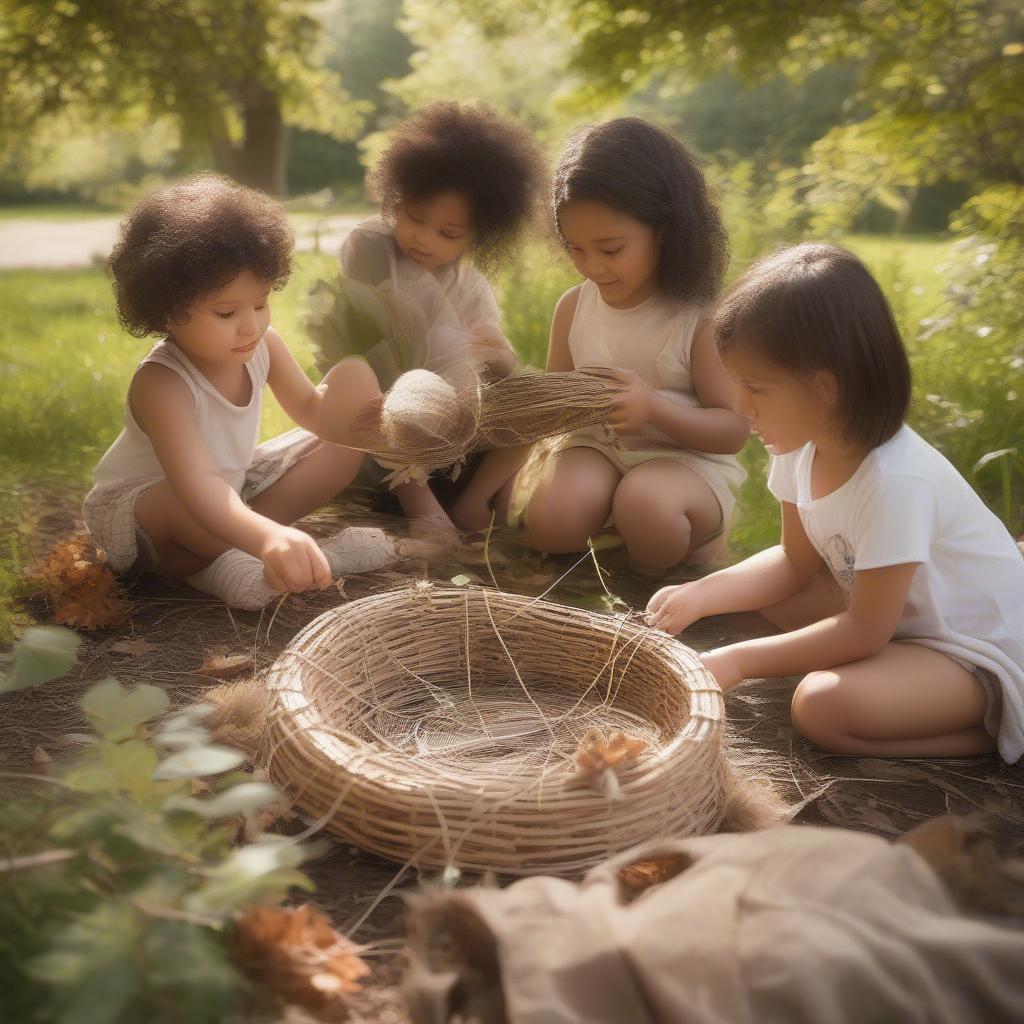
[{"xmin": 791, "ymin": 670, "xmax": 846, "ymax": 742}]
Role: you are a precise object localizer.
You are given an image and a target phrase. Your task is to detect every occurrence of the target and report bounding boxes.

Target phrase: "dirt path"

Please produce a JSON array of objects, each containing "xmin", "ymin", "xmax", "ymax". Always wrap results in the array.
[{"xmin": 0, "ymin": 214, "xmax": 362, "ymax": 269}]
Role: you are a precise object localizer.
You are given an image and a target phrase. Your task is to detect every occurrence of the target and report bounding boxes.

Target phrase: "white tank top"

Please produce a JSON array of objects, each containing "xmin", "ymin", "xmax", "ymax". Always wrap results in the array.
[
  {"xmin": 567, "ymin": 278, "xmax": 706, "ymax": 449},
  {"xmin": 92, "ymin": 337, "xmax": 270, "ymax": 493}
]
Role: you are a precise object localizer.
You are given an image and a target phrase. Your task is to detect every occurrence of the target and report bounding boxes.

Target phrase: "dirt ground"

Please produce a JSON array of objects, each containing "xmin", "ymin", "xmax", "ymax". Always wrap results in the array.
[{"xmin": 4, "ymin": 489, "xmax": 1023, "ymax": 1023}]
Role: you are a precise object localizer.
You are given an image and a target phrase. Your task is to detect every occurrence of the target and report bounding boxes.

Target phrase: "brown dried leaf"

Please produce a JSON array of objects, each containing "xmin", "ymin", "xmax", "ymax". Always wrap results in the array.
[
  {"xmin": 574, "ymin": 727, "xmax": 646, "ymax": 780},
  {"xmin": 232, "ymin": 904, "xmax": 369, "ymax": 1018},
  {"xmin": 54, "ymin": 591, "xmax": 130, "ymax": 630},
  {"xmin": 111, "ymin": 637, "xmax": 161, "ymax": 656},
  {"xmin": 196, "ymin": 653, "xmax": 254, "ymax": 679},
  {"xmin": 618, "ymin": 852, "xmax": 693, "ymax": 900},
  {"xmin": 28, "ymin": 533, "xmax": 129, "ymax": 629}
]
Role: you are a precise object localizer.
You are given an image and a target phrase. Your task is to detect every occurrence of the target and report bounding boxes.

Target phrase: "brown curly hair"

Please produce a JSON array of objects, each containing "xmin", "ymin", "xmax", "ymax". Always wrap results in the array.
[
  {"xmin": 108, "ymin": 173, "xmax": 293, "ymax": 337},
  {"xmin": 367, "ymin": 102, "xmax": 546, "ymax": 272},
  {"xmin": 552, "ymin": 117, "xmax": 729, "ymax": 304}
]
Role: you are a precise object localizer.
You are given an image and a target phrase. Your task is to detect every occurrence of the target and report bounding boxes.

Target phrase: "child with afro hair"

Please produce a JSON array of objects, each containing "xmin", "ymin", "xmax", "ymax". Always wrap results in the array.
[
  {"xmin": 84, "ymin": 173, "xmax": 386, "ymax": 610},
  {"xmin": 331, "ymin": 101, "xmax": 546, "ymax": 527}
]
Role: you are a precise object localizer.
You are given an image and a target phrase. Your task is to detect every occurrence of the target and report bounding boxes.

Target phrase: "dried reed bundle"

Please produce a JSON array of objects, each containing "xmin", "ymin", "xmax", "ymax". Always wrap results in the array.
[
  {"xmin": 476, "ymin": 367, "xmax": 626, "ymax": 449},
  {"xmin": 262, "ymin": 584, "xmax": 730, "ymax": 877}
]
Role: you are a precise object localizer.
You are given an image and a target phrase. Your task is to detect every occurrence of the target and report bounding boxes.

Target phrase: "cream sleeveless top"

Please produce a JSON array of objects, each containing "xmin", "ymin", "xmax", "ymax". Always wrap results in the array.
[
  {"xmin": 567, "ymin": 278, "xmax": 708, "ymax": 449},
  {"xmin": 92, "ymin": 337, "xmax": 270, "ymax": 494}
]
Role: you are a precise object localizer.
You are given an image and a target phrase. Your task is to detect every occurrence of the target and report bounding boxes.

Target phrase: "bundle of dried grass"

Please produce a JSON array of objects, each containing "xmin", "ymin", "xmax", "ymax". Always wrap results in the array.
[
  {"xmin": 476, "ymin": 367, "xmax": 626, "ymax": 449},
  {"xmin": 262, "ymin": 583, "xmax": 731, "ymax": 877}
]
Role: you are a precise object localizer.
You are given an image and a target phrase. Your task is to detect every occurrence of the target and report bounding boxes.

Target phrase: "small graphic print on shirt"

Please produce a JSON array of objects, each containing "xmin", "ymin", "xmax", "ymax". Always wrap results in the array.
[{"xmin": 824, "ymin": 534, "xmax": 856, "ymax": 590}]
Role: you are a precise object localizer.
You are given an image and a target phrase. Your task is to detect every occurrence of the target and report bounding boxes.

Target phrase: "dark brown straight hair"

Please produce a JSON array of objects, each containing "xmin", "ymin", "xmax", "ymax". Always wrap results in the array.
[
  {"xmin": 714, "ymin": 243, "xmax": 911, "ymax": 448},
  {"xmin": 552, "ymin": 117, "xmax": 728, "ymax": 303}
]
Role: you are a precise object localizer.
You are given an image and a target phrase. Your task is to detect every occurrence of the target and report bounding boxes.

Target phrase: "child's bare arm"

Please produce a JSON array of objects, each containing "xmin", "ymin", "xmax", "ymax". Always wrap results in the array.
[
  {"xmin": 703, "ymin": 561, "xmax": 920, "ymax": 689},
  {"xmin": 546, "ymin": 286, "xmax": 582, "ymax": 372},
  {"xmin": 630, "ymin": 319, "xmax": 749, "ymax": 453},
  {"xmin": 132, "ymin": 365, "xmax": 330, "ymax": 590},
  {"xmin": 647, "ymin": 501, "xmax": 823, "ymax": 633},
  {"xmin": 263, "ymin": 328, "xmax": 383, "ymax": 443}
]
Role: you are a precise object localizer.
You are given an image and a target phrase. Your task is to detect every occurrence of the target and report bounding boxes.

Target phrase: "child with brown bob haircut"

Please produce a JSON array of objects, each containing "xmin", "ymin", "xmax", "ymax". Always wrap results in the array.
[
  {"xmin": 84, "ymin": 173, "xmax": 384, "ymax": 610},
  {"xmin": 648, "ymin": 242, "xmax": 1024, "ymax": 763}
]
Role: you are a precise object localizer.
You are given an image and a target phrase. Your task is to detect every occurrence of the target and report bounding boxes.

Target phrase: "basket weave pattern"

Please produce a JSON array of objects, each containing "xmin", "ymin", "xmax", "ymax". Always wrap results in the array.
[{"xmin": 264, "ymin": 585, "xmax": 728, "ymax": 876}]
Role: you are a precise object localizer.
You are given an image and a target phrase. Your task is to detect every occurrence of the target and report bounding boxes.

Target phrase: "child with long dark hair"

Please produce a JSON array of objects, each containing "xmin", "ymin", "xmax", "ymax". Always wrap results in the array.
[{"xmin": 456, "ymin": 117, "xmax": 748, "ymax": 567}]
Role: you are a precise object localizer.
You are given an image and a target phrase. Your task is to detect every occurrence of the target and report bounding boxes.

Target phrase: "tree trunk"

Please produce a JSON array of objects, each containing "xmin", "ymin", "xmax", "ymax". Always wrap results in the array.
[{"xmin": 209, "ymin": 79, "xmax": 289, "ymax": 196}]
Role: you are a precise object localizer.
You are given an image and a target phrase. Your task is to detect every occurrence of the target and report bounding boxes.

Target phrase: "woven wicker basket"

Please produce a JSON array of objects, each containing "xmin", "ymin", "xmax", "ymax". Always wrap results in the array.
[{"xmin": 263, "ymin": 584, "xmax": 729, "ymax": 876}]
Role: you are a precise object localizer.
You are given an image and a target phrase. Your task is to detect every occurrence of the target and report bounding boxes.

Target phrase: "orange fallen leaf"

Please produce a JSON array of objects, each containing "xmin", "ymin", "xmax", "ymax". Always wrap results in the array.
[
  {"xmin": 574, "ymin": 727, "xmax": 646, "ymax": 781},
  {"xmin": 618, "ymin": 853, "xmax": 693, "ymax": 899},
  {"xmin": 232, "ymin": 903, "xmax": 368, "ymax": 1018},
  {"xmin": 28, "ymin": 532, "xmax": 129, "ymax": 630}
]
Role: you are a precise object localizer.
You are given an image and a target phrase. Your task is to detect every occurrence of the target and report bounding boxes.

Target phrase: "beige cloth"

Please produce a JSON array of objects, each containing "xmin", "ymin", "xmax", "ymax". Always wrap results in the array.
[{"xmin": 405, "ymin": 825, "xmax": 1024, "ymax": 1024}]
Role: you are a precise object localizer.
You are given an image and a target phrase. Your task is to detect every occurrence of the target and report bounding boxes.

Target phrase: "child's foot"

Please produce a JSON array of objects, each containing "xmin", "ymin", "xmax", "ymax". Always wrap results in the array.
[
  {"xmin": 319, "ymin": 527, "xmax": 400, "ymax": 576},
  {"xmin": 185, "ymin": 549, "xmax": 282, "ymax": 610},
  {"xmin": 403, "ymin": 513, "xmax": 462, "ymax": 558},
  {"xmin": 450, "ymin": 492, "xmax": 496, "ymax": 533}
]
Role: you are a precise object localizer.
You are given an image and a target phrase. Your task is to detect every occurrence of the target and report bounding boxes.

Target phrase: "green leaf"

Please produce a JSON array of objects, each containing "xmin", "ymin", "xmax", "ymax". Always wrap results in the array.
[
  {"xmin": 166, "ymin": 782, "xmax": 284, "ymax": 819},
  {"xmin": 80, "ymin": 678, "xmax": 169, "ymax": 741},
  {"xmin": 186, "ymin": 837, "xmax": 321, "ymax": 914},
  {"xmin": 3, "ymin": 626, "xmax": 80, "ymax": 692},
  {"xmin": 103, "ymin": 739, "xmax": 159, "ymax": 803},
  {"xmin": 451, "ymin": 573, "xmax": 479, "ymax": 586},
  {"xmin": 158, "ymin": 704, "xmax": 216, "ymax": 732},
  {"xmin": 153, "ymin": 727, "xmax": 210, "ymax": 750},
  {"xmin": 27, "ymin": 901, "xmax": 142, "ymax": 1024},
  {"xmin": 153, "ymin": 745, "xmax": 246, "ymax": 780}
]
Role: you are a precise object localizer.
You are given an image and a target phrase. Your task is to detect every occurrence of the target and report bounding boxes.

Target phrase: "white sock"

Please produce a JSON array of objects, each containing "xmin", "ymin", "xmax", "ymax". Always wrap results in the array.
[
  {"xmin": 319, "ymin": 527, "xmax": 399, "ymax": 577},
  {"xmin": 186, "ymin": 549, "xmax": 281, "ymax": 610}
]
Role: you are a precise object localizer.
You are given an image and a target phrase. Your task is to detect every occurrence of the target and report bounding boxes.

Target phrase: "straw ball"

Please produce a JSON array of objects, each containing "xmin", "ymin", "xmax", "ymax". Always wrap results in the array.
[
  {"xmin": 262, "ymin": 584, "xmax": 730, "ymax": 877},
  {"xmin": 366, "ymin": 369, "xmax": 480, "ymax": 484}
]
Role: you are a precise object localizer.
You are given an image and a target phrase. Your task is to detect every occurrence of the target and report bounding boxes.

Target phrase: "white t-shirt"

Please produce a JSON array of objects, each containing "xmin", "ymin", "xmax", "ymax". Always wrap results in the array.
[{"xmin": 768, "ymin": 425, "xmax": 1024, "ymax": 763}]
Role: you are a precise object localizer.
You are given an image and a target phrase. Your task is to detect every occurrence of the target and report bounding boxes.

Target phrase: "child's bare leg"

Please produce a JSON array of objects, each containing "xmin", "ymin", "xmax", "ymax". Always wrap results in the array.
[
  {"xmin": 249, "ymin": 442, "xmax": 364, "ymax": 524},
  {"xmin": 392, "ymin": 480, "xmax": 457, "ymax": 534},
  {"xmin": 450, "ymin": 445, "xmax": 531, "ymax": 532},
  {"xmin": 135, "ymin": 442, "xmax": 366, "ymax": 580},
  {"xmin": 523, "ymin": 447, "xmax": 619, "ymax": 553},
  {"xmin": 611, "ymin": 459, "xmax": 722, "ymax": 571},
  {"xmin": 790, "ymin": 642, "xmax": 996, "ymax": 757},
  {"xmin": 134, "ymin": 481, "xmax": 232, "ymax": 578}
]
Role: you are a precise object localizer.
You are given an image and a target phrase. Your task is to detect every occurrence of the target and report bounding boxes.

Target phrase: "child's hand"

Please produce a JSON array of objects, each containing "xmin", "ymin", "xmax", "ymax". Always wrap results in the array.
[
  {"xmin": 699, "ymin": 647, "xmax": 746, "ymax": 691},
  {"xmin": 608, "ymin": 369, "xmax": 653, "ymax": 431},
  {"xmin": 471, "ymin": 325, "xmax": 517, "ymax": 375},
  {"xmin": 646, "ymin": 581, "xmax": 703, "ymax": 634},
  {"xmin": 259, "ymin": 525, "xmax": 332, "ymax": 592}
]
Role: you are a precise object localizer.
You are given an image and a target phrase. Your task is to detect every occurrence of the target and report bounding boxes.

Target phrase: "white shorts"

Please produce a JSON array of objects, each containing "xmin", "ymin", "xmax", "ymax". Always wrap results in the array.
[{"xmin": 83, "ymin": 428, "xmax": 322, "ymax": 573}]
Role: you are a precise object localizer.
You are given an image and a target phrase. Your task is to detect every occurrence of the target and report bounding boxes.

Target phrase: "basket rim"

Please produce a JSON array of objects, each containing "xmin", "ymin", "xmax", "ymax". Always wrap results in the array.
[{"xmin": 265, "ymin": 584, "xmax": 723, "ymax": 788}]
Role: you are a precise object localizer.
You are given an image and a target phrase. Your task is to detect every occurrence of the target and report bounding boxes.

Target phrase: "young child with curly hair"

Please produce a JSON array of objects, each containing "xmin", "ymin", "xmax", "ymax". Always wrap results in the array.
[
  {"xmin": 84, "ymin": 173, "xmax": 384, "ymax": 610},
  {"xmin": 338, "ymin": 101, "xmax": 546, "ymax": 526},
  {"xmin": 460, "ymin": 117, "xmax": 748, "ymax": 564}
]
